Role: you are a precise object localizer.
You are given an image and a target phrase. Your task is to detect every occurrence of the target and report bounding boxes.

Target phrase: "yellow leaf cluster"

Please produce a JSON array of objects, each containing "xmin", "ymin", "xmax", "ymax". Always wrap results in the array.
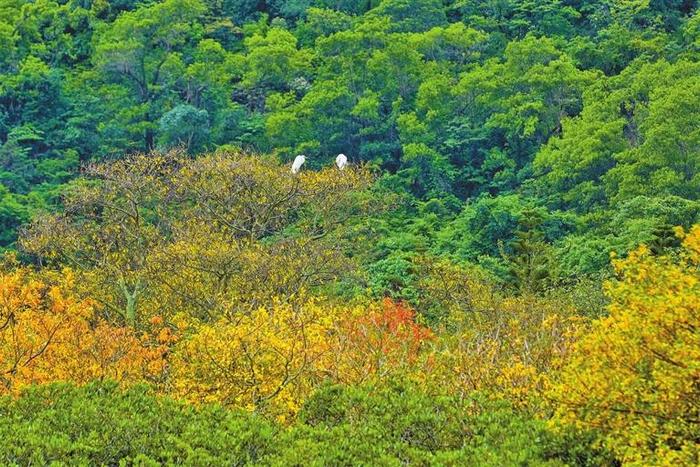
[
  {"xmin": 417, "ymin": 257, "xmax": 583, "ymax": 410},
  {"xmin": 170, "ymin": 299, "xmax": 340, "ymax": 420},
  {"xmin": 550, "ymin": 226, "xmax": 700, "ymax": 465},
  {"xmin": 319, "ymin": 299, "xmax": 434, "ymax": 386},
  {"xmin": 169, "ymin": 298, "xmax": 436, "ymax": 420},
  {"xmin": 21, "ymin": 150, "xmax": 374, "ymax": 328}
]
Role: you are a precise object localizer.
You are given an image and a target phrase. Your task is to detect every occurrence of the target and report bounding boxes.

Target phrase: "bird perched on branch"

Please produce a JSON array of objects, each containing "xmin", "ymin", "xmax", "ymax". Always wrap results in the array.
[
  {"xmin": 291, "ymin": 155, "xmax": 306, "ymax": 174},
  {"xmin": 336, "ymin": 153, "xmax": 348, "ymax": 170}
]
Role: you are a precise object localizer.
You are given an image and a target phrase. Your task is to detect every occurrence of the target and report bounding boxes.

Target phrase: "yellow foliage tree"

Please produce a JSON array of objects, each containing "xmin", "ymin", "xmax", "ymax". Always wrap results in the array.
[
  {"xmin": 21, "ymin": 150, "xmax": 375, "ymax": 327},
  {"xmin": 146, "ymin": 230, "xmax": 357, "ymax": 322},
  {"xmin": 417, "ymin": 257, "xmax": 583, "ymax": 410},
  {"xmin": 551, "ymin": 226, "xmax": 700, "ymax": 465},
  {"xmin": 169, "ymin": 298, "xmax": 437, "ymax": 421},
  {"xmin": 320, "ymin": 299, "xmax": 434, "ymax": 386},
  {"xmin": 170, "ymin": 299, "xmax": 340, "ymax": 421}
]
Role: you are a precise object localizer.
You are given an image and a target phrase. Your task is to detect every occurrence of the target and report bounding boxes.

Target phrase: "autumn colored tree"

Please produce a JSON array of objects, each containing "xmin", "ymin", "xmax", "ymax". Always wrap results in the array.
[
  {"xmin": 415, "ymin": 257, "xmax": 582, "ymax": 409},
  {"xmin": 170, "ymin": 297, "xmax": 435, "ymax": 420},
  {"xmin": 321, "ymin": 299, "xmax": 433, "ymax": 385},
  {"xmin": 21, "ymin": 153, "xmax": 176, "ymax": 327},
  {"xmin": 21, "ymin": 150, "xmax": 374, "ymax": 326},
  {"xmin": 551, "ymin": 225, "xmax": 700, "ymax": 464},
  {"xmin": 0, "ymin": 264, "xmax": 170, "ymax": 393},
  {"xmin": 169, "ymin": 299, "xmax": 342, "ymax": 420}
]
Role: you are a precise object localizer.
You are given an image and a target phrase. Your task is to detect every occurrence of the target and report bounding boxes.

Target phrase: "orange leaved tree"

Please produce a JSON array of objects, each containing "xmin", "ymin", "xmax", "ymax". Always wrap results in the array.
[
  {"xmin": 0, "ymin": 266, "xmax": 170, "ymax": 393},
  {"xmin": 321, "ymin": 299, "xmax": 434, "ymax": 385}
]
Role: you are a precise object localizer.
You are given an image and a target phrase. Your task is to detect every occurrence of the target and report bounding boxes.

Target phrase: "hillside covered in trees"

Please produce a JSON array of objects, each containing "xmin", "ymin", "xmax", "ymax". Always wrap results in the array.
[{"xmin": 1, "ymin": 0, "xmax": 699, "ymax": 465}]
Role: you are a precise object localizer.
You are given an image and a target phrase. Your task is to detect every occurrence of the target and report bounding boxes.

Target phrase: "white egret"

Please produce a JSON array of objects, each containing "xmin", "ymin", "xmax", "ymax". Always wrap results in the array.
[
  {"xmin": 291, "ymin": 155, "xmax": 306, "ymax": 174},
  {"xmin": 335, "ymin": 153, "xmax": 348, "ymax": 170}
]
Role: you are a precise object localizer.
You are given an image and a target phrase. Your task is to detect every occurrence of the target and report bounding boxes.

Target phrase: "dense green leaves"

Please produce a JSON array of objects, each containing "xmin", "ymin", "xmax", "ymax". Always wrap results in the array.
[
  {"xmin": 0, "ymin": 380, "xmax": 612, "ymax": 466},
  {"xmin": 535, "ymin": 59, "xmax": 700, "ymax": 210},
  {"xmin": 0, "ymin": 381, "xmax": 277, "ymax": 465}
]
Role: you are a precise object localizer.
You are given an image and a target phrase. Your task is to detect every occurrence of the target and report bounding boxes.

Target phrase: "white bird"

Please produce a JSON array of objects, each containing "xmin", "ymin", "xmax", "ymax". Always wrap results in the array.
[
  {"xmin": 335, "ymin": 153, "xmax": 348, "ymax": 170},
  {"xmin": 291, "ymin": 155, "xmax": 306, "ymax": 174}
]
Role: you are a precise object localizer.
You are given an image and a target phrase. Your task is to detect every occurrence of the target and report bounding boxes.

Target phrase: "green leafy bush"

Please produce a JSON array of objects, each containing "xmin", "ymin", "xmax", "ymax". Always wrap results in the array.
[
  {"xmin": 271, "ymin": 380, "xmax": 613, "ymax": 466},
  {"xmin": 0, "ymin": 380, "xmax": 614, "ymax": 466},
  {"xmin": 0, "ymin": 381, "xmax": 277, "ymax": 466}
]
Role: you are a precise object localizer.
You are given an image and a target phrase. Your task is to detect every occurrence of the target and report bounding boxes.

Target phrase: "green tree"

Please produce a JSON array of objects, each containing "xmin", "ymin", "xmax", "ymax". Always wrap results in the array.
[
  {"xmin": 535, "ymin": 59, "xmax": 700, "ymax": 211},
  {"xmin": 369, "ymin": 0, "xmax": 447, "ymax": 33},
  {"xmin": 92, "ymin": 0, "xmax": 208, "ymax": 152},
  {"xmin": 158, "ymin": 104, "xmax": 210, "ymax": 152}
]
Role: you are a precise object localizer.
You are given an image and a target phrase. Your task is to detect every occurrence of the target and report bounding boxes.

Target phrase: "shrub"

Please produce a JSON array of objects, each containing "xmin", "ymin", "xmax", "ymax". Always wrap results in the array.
[{"xmin": 0, "ymin": 381, "xmax": 277, "ymax": 466}]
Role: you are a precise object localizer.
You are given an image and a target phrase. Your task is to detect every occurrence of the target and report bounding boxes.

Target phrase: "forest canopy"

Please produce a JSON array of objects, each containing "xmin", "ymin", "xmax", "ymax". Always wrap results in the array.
[{"xmin": 1, "ymin": 0, "xmax": 699, "ymax": 464}]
